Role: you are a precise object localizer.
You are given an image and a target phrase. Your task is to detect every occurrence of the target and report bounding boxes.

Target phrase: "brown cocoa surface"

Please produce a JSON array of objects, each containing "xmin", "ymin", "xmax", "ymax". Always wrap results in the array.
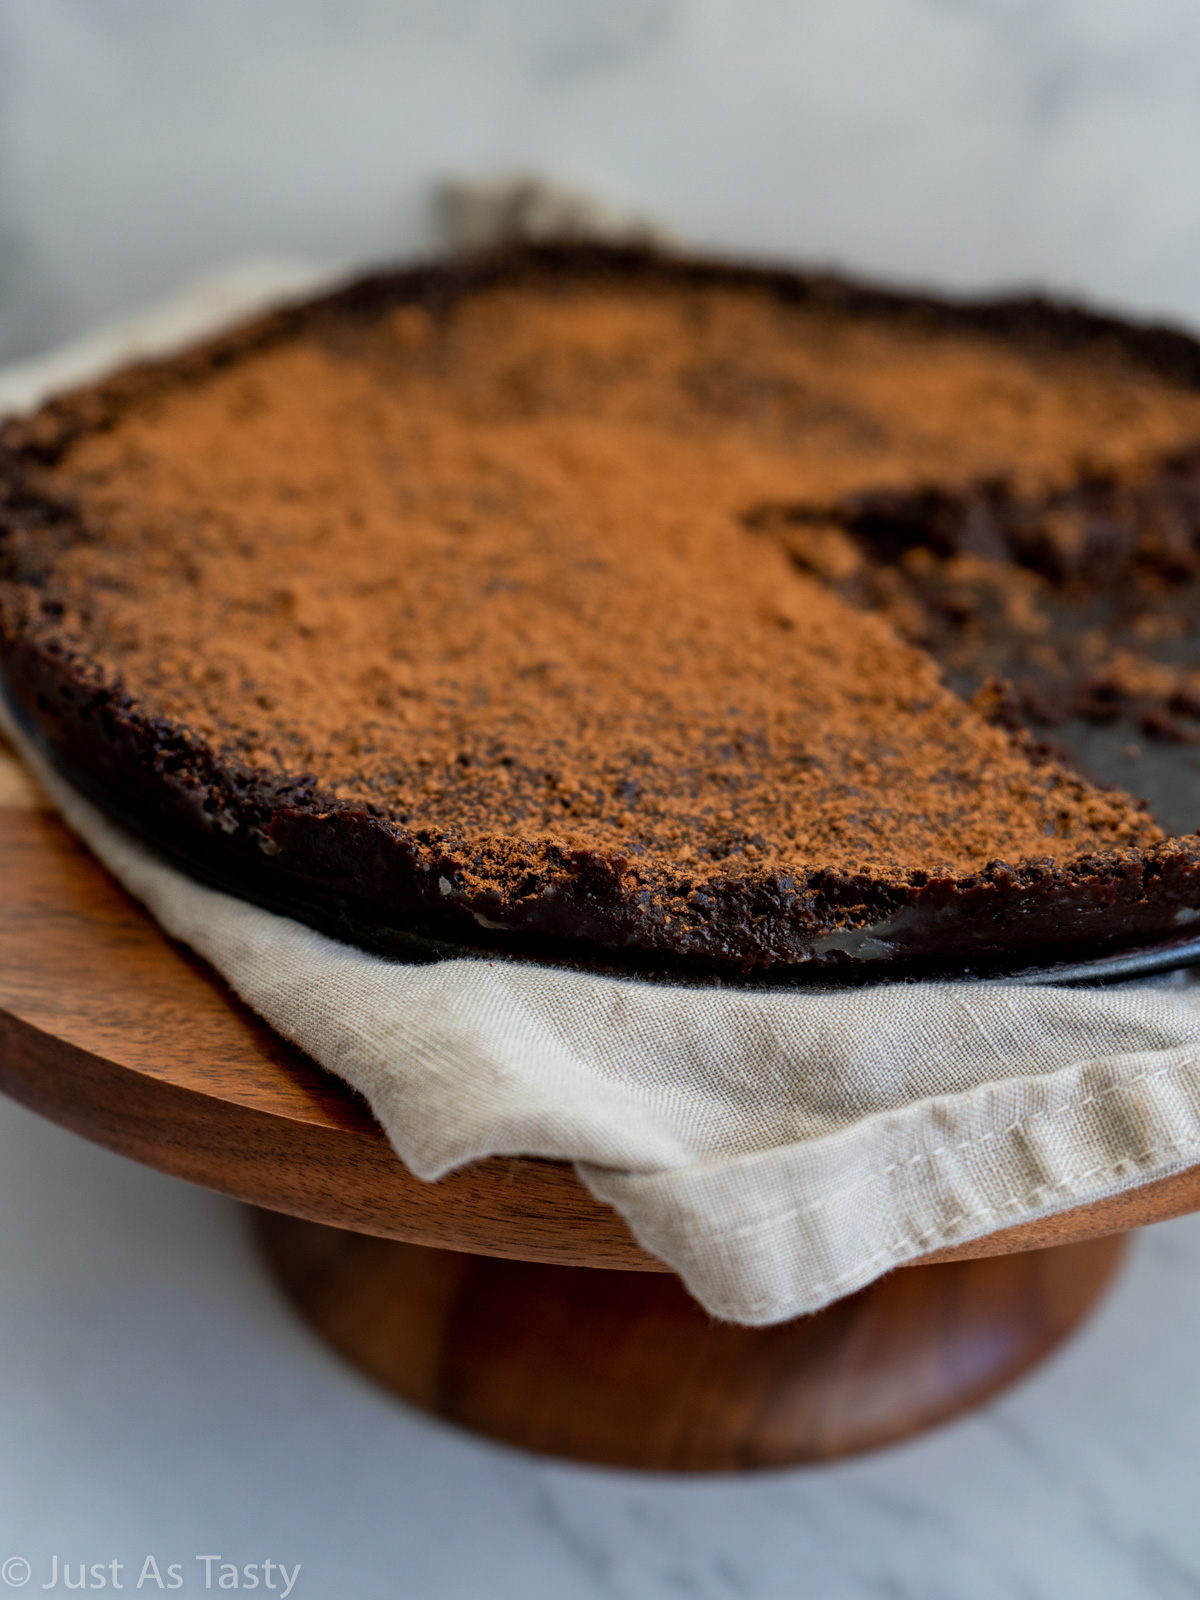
[{"xmin": 7, "ymin": 253, "xmax": 1200, "ymax": 968}]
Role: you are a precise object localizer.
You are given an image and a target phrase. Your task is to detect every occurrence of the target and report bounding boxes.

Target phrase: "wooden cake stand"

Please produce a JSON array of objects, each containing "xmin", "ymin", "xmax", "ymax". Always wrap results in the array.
[{"xmin": 4, "ymin": 749, "xmax": 1200, "ymax": 1471}]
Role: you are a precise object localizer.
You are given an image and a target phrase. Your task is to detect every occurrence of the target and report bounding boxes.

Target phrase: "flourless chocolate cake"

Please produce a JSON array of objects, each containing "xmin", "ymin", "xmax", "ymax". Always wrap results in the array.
[{"xmin": 7, "ymin": 244, "xmax": 1200, "ymax": 979}]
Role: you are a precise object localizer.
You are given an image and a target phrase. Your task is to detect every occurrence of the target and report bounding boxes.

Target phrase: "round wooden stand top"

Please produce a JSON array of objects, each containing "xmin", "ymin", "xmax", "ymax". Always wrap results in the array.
[{"xmin": 4, "ymin": 743, "xmax": 1200, "ymax": 1274}]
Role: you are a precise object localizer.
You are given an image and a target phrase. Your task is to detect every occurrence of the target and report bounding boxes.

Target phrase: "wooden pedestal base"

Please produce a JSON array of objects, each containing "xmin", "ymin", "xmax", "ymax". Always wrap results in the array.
[
  {"xmin": 255, "ymin": 1211, "xmax": 1127, "ymax": 1471},
  {"xmin": 0, "ymin": 769, "xmax": 1183, "ymax": 1471}
]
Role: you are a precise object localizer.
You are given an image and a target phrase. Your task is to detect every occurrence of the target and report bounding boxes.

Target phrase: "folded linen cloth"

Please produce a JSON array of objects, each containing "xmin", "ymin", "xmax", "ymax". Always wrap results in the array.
[{"xmin": 7, "ymin": 267, "xmax": 1200, "ymax": 1325}]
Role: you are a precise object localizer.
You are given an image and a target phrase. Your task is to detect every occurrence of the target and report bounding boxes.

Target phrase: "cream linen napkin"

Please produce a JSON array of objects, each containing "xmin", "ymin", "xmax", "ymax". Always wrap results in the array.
[{"xmin": 6, "ymin": 265, "xmax": 1200, "ymax": 1326}]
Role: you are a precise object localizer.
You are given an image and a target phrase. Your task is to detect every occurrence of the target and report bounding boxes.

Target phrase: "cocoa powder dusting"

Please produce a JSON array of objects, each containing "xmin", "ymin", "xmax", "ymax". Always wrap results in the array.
[{"xmin": 19, "ymin": 274, "xmax": 1200, "ymax": 909}]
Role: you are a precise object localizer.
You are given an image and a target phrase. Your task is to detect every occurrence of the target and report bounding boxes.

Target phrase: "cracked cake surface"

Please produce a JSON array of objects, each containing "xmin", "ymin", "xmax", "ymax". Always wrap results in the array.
[{"xmin": 5, "ymin": 245, "xmax": 1200, "ymax": 977}]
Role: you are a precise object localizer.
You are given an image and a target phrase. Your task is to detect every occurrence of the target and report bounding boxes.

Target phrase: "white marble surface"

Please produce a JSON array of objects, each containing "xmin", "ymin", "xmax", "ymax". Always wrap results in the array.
[
  {"xmin": 7, "ymin": 1, "xmax": 1200, "ymax": 361},
  {"xmin": 0, "ymin": 1090, "xmax": 1198, "ymax": 1599}
]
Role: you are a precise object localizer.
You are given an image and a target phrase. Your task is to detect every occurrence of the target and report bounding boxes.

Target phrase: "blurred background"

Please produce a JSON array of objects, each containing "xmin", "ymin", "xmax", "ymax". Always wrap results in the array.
[
  {"xmin": 7, "ymin": 0, "xmax": 1200, "ymax": 366},
  {"xmin": 8, "ymin": 3, "xmax": 1200, "ymax": 1596}
]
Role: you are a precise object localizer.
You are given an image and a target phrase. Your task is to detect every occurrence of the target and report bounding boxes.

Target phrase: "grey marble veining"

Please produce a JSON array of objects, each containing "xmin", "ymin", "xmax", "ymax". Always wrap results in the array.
[{"xmin": 1, "ymin": 1092, "xmax": 1200, "ymax": 1600}]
